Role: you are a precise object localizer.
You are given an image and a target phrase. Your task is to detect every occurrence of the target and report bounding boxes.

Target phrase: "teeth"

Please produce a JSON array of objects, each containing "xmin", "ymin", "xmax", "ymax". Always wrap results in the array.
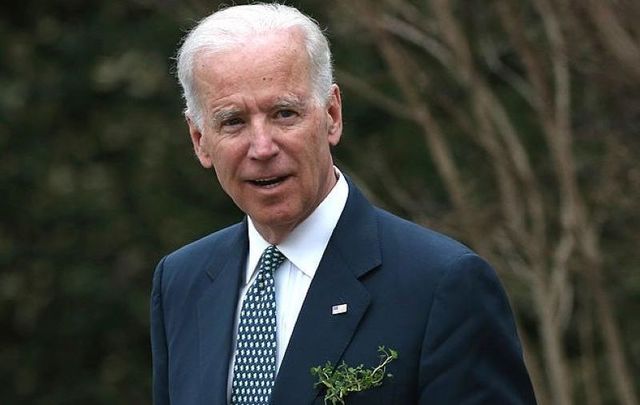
[{"xmin": 252, "ymin": 177, "xmax": 282, "ymax": 186}]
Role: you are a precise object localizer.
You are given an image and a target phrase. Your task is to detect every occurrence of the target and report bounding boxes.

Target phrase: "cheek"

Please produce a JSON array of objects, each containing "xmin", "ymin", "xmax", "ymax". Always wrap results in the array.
[
  {"xmin": 303, "ymin": 123, "xmax": 330, "ymax": 155},
  {"xmin": 209, "ymin": 154, "xmax": 237, "ymax": 189},
  {"xmin": 209, "ymin": 142, "xmax": 244, "ymax": 174},
  {"xmin": 212, "ymin": 156, "xmax": 235, "ymax": 180}
]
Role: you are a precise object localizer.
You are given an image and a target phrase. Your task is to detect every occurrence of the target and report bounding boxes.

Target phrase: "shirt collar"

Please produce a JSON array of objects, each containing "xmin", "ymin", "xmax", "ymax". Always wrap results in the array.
[{"xmin": 244, "ymin": 167, "xmax": 349, "ymax": 284}]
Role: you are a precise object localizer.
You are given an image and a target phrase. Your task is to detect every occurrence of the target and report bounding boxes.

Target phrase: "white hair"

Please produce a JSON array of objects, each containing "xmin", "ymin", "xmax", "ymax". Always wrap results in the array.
[{"xmin": 176, "ymin": 3, "xmax": 334, "ymax": 129}]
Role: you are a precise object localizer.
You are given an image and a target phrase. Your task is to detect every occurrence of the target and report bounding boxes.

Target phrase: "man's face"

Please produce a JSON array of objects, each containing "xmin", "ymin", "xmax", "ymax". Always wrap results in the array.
[{"xmin": 187, "ymin": 28, "xmax": 342, "ymax": 243}]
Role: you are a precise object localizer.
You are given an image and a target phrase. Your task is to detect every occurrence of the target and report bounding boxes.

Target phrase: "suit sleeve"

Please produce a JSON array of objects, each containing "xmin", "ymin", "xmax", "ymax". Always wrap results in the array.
[
  {"xmin": 151, "ymin": 257, "xmax": 170, "ymax": 405},
  {"xmin": 418, "ymin": 253, "xmax": 536, "ymax": 404}
]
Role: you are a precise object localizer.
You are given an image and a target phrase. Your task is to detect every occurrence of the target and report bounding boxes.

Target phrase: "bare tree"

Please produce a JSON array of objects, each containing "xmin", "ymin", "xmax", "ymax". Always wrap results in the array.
[{"xmin": 330, "ymin": 0, "xmax": 640, "ymax": 403}]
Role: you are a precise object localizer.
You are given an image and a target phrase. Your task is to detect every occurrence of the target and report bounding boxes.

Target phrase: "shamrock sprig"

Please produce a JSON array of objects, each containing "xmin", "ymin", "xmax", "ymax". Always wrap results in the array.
[{"xmin": 310, "ymin": 346, "xmax": 398, "ymax": 405}]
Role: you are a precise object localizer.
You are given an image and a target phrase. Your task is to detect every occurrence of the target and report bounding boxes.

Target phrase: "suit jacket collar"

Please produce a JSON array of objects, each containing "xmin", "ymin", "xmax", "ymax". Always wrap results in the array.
[
  {"xmin": 191, "ymin": 179, "xmax": 380, "ymax": 404},
  {"xmin": 271, "ymin": 178, "xmax": 381, "ymax": 404},
  {"xmin": 196, "ymin": 220, "xmax": 248, "ymax": 404}
]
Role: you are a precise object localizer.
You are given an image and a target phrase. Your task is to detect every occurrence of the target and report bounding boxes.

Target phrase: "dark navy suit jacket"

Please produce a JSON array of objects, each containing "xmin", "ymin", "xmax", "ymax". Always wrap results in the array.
[{"xmin": 151, "ymin": 179, "xmax": 536, "ymax": 404}]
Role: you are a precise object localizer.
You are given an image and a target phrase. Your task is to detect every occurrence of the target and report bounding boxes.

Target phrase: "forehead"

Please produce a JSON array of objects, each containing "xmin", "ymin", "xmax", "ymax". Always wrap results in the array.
[{"xmin": 193, "ymin": 28, "xmax": 312, "ymax": 97}]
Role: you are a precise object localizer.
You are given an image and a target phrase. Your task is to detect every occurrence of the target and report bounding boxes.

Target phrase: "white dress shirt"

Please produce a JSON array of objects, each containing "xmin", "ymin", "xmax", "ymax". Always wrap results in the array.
[{"xmin": 227, "ymin": 169, "xmax": 349, "ymax": 400}]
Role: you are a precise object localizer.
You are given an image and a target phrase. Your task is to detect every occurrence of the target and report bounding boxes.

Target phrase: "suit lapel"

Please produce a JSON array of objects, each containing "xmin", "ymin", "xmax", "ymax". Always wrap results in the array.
[
  {"xmin": 271, "ymin": 180, "xmax": 381, "ymax": 404},
  {"xmin": 196, "ymin": 223, "xmax": 248, "ymax": 403}
]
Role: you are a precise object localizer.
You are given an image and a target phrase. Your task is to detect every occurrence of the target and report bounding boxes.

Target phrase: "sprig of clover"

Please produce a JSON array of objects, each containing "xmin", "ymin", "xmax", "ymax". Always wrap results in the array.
[{"xmin": 310, "ymin": 346, "xmax": 398, "ymax": 405}]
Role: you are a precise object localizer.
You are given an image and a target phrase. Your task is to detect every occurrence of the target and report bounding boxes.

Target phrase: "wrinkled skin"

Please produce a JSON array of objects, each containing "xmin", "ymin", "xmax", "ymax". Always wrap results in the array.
[{"xmin": 187, "ymin": 28, "xmax": 343, "ymax": 244}]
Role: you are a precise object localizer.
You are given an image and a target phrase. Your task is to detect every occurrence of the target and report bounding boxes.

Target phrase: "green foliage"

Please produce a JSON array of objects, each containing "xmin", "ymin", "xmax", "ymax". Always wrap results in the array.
[
  {"xmin": 0, "ymin": 1, "xmax": 342, "ymax": 403},
  {"xmin": 0, "ymin": 1, "xmax": 238, "ymax": 403},
  {"xmin": 310, "ymin": 346, "xmax": 398, "ymax": 405}
]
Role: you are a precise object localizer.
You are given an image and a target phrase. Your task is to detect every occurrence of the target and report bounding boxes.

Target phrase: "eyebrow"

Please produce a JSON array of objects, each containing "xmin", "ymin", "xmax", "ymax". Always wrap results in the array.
[
  {"xmin": 273, "ymin": 95, "xmax": 307, "ymax": 110},
  {"xmin": 209, "ymin": 95, "xmax": 309, "ymax": 124},
  {"xmin": 211, "ymin": 107, "xmax": 243, "ymax": 125}
]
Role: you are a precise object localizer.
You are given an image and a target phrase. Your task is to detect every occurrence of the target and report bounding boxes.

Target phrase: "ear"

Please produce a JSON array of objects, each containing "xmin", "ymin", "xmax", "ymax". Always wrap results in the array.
[
  {"xmin": 187, "ymin": 115, "xmax": 214, "ymax": 168},
  {"xmin": 326, "ymin": 84, "xmax": 343, "ymax": 147}
]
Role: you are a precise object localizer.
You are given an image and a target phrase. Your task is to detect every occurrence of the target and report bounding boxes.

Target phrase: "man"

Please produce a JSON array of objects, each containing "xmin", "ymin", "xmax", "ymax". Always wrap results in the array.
[{"xmin": 151, "ymin": 4, "xmax": 536, "ymax": 405}]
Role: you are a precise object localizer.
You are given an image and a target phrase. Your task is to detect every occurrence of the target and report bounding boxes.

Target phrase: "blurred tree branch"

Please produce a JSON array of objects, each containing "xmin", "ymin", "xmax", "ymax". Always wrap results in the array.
[{"xmin": 331, "ymin": 0, "xmax": 640, "ymax": 404}]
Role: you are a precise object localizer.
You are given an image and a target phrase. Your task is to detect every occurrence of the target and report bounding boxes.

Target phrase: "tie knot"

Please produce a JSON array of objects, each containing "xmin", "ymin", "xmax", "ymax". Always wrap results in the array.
[{"xmin": 259, "ymin": 245, "xmax": 286, "ymax": 274}]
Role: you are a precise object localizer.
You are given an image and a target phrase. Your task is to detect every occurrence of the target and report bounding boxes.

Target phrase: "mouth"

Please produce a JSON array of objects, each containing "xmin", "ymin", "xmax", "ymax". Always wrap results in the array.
[{"xmin": 248, "ymin": 175, "xmax": 289, "ymax": 188}]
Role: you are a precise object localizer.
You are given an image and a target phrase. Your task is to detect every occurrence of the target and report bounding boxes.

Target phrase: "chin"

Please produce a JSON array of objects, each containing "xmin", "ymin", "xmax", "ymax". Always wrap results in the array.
[{"xmin": 251, "ymin": 209, "xmax": 300, "ymax": 230}]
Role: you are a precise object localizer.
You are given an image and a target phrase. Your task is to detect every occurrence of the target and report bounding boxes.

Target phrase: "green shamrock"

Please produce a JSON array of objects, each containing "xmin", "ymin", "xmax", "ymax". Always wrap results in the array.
[{"xmin": 310, "ymin": 346, "xmax": 398, "ymax": 405}]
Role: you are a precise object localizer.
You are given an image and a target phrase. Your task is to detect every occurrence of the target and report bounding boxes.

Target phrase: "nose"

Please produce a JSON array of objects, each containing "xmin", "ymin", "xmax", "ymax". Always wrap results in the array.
[{"xmin": 247, "ymin": 121, "xmax": 279, "ymax": 160}]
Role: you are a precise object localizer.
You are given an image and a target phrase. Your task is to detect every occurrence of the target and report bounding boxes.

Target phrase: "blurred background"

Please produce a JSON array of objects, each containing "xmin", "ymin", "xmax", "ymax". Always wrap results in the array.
[{"xmin": 1, "ymin": 0, "xmax": 639, "ymax": 404}]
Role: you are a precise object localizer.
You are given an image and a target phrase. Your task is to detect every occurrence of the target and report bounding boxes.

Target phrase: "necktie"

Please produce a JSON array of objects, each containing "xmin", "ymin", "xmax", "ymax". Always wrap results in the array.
[{"xmin": 231, "ymin": 245, "xmax": 285, "ymax": 405}]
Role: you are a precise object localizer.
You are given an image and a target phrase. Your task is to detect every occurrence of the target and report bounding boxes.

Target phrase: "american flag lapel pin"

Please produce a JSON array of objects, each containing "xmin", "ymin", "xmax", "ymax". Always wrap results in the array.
[{"xmin": 332, "ymin": 303, "xmax": 348, "ymax": 315}]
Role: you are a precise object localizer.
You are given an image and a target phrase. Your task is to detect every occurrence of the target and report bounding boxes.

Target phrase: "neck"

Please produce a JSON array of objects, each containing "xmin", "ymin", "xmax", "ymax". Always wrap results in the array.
[{"xmin": 253, "ymin": 223, "xmax": 294, "ymax": 245}]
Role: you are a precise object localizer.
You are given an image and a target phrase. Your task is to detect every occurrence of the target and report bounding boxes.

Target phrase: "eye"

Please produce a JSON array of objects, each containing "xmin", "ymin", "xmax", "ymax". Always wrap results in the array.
[
  {"xmin": 221, "ymin": 117, "xmax": 244, "ymax": 128},
  {"xmin": 275, "ymin": 109, "xmax": 297, "ymax": 119}
]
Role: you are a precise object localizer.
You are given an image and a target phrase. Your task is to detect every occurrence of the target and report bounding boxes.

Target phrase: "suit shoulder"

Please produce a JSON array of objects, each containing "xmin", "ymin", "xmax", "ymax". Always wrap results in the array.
[
  {"xmin": 155, "ymin": 222, "xmax": 245, "ymax": 285},
  {"xmin": 370, "ymin": 209, "xmax": 486, "ymax": 284},
  {"xmin": 372, "ymin": 208, "xmax": 501, "ymax": 309},
  {"xmin": 164, "ymin": 222, "xmax": 244, "ymax": 263},
  {"xmin": 377, "ymin": 208, "xmax": 474, "ymax": 256}
]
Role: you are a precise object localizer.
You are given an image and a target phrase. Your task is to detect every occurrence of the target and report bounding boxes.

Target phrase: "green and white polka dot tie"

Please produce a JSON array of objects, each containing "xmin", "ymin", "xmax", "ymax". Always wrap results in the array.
[{"xmin": 231, "ymin": 245, "xmax": 285, "ymax": 405}]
